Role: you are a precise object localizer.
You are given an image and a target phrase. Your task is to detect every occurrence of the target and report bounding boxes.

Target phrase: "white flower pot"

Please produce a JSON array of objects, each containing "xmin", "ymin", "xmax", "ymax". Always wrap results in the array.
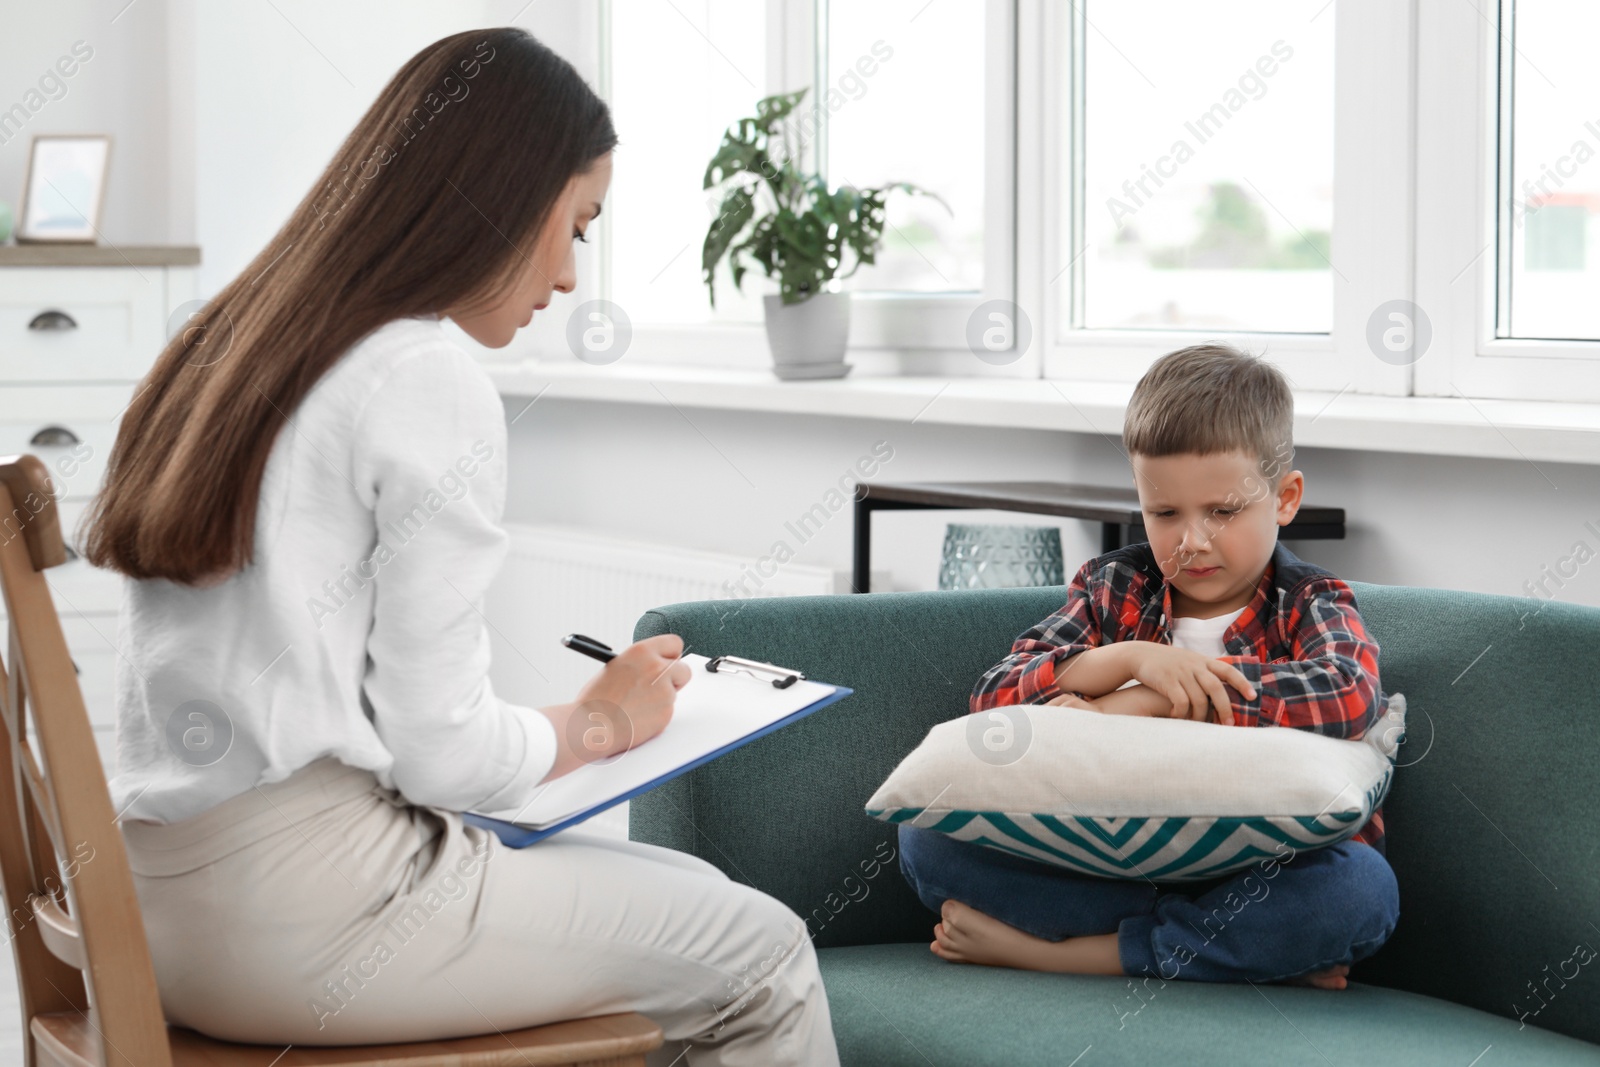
[{"xmin": 762, "ymin": 291, "xmax": 852, "ymax": 380}]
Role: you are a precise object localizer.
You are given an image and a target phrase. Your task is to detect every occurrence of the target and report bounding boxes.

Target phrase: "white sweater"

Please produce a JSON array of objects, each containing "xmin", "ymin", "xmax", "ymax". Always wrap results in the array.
[{"xmin": 109, "ymin": 315, "xmax": 558, "ymax": 825}]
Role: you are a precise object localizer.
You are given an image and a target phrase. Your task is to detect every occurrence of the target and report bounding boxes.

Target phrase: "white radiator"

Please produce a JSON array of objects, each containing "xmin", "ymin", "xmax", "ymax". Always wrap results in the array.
[{"xmin": 483, "ymin": 523, "xmax": 840, "ymax": 712}]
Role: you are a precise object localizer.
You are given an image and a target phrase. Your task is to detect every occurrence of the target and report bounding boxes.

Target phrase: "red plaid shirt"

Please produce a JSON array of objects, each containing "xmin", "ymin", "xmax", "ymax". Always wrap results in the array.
[{"xmin": 971, "ymin": 541, "xmax": 1390, "ymax": 853}]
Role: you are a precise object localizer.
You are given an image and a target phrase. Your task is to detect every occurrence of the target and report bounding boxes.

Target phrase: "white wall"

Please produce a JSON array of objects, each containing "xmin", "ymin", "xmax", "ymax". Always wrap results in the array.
[
  {"xmin": 0, "ymin": 0, "xmax": 172, "ymax": 244},
  {"xmin": 3, "ymin": 0, "xmax": 594, "ymax": 288},
  {"xmin": 502, "ymin": 397, "xmax": 1600, "ymax": 609}
]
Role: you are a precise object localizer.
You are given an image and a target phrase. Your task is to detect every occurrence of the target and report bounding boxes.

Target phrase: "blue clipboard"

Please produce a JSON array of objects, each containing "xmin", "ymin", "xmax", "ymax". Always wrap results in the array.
[{"xmin": 462, "ymin": 681, "xmax": 853, "ymax": 848}]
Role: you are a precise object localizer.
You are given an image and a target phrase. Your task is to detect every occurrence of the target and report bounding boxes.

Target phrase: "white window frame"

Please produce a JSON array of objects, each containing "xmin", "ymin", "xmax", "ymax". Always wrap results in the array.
[
  {"xmin": 1036, "ymin": 0, "xmax": 1416, "ymax": 397},
  {"xmin": 1414, "ymin": 0, "xmax": 1600, "ymax": 403},
  {"xmin": 579, "ymin": 0, "xmax": 1600, "ymax": 406},
  {"xmin": 813, "ymin": 0, "xmax": 1023, "ymax": 375},
  {"xmin": 592, "ymin": 0, "xmax": 1025, "ymax": 375}
]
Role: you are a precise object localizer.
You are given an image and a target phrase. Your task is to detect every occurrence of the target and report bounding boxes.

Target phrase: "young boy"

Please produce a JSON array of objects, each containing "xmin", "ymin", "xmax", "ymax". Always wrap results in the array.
[{"xmin": 897, "ymin": 344, "xmax": 1399, "ymax": 992}]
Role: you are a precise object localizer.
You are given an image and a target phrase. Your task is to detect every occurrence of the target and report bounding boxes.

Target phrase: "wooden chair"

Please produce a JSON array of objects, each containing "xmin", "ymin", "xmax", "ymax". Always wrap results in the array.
[{"xmin": 0, "ymin": 455, "xmax": 663, "ymax": 1067}]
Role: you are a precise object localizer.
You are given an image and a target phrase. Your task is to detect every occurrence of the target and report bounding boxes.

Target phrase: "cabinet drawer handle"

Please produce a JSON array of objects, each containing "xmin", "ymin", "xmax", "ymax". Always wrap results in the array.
[
  {"xmin": 28, "ymin": 310, "xmax": 78, "ymax": 331},
  {"xmin": 30, "ymin": 425, "xmax": 80, "ymax": 447}
]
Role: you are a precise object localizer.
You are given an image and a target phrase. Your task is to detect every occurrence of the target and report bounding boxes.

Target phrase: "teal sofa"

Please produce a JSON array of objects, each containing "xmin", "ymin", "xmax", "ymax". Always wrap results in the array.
[{"xmin": 631, "ymin": 582, "xmax": 1600, "ymax": 1066}]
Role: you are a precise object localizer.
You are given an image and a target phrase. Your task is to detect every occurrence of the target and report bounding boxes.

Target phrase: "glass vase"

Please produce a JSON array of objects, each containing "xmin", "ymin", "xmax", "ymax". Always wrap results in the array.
[{"xmin": 937, "ymin": 523, "xmax": 1065, "ymax": 591}]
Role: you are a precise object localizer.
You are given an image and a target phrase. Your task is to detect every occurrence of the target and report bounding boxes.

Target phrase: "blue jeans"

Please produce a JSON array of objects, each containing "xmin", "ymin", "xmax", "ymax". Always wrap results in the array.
[{"xmin": 897, "ymin": 824, "xmax": 1399, "ymax": 984}]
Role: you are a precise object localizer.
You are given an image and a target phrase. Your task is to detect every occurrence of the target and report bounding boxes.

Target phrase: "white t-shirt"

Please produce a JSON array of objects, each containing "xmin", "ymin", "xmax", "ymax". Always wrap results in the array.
[
  {"xmin": 110, "ymin": 315, "xmax": 558, "ymax": 824},
  {"xmin": 1114, "ymin": 605, "xmax": 1247, "ymax": 690}
]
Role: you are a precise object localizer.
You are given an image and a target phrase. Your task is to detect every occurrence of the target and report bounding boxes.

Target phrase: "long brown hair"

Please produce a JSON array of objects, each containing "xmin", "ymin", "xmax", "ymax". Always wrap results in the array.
[{"xmin": 82, "ymin": 27, "xmax": 615, "ymax": 585}]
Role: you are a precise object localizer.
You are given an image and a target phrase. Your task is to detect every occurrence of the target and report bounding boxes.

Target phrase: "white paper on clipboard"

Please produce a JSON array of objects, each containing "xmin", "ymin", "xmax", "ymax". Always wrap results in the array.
[{"xmin": 472, "ymin": 653, "xmax": 845, "ymax": 831}]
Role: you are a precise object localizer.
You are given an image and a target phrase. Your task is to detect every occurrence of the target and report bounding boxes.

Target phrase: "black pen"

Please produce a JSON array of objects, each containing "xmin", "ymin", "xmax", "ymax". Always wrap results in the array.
[{"xmin": 561, "ymin": 633, "xmax": 617, "ymax": 663}]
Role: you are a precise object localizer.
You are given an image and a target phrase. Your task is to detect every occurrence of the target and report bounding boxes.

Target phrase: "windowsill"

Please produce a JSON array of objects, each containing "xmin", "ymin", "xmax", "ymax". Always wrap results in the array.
[{"xmin": 484, "ymin": 359, "xmax": 1600, "ymax": 466}]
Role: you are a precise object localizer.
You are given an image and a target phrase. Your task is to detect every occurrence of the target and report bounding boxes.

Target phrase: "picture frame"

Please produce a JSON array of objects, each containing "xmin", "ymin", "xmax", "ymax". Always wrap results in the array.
[{"xmin": 15, "ymin": 133, "xmax": 112, "ymax": 244}]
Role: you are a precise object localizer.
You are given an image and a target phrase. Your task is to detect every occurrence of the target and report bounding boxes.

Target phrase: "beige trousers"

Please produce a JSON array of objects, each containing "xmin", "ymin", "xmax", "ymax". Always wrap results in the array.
[{"xmin": 120, "ymin": 757, "xmax": 839, "ymax": 1066}]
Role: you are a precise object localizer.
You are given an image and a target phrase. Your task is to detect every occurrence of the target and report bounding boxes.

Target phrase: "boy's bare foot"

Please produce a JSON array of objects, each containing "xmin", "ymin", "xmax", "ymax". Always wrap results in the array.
[
  {"xmin": 930, "ymin": 900, "xmax": 1124, "ymax": 976},
  {"xmin": 931, "ymin": 901, "xmax": 1355, "ymax": 989},
  {"xmin": 1281, "ymin": 964, "xmax": 1351, "ymax": 990}
]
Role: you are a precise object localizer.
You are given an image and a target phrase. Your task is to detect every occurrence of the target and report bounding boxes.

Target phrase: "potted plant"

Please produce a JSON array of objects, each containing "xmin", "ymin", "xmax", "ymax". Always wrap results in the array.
[{"xmin": 701, "ymin": 88, "xmax": 945, "ymax": 380}]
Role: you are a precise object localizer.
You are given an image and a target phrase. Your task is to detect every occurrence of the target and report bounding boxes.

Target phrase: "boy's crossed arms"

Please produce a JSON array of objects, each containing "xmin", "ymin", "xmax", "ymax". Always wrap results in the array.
[
  {"xmin": 1042, "ymin": 641, "xmax": 1253, "ymax": 725},
  {"xmin": 971, "ymin": 566, "xmax": 1386, "ymax": 743}
]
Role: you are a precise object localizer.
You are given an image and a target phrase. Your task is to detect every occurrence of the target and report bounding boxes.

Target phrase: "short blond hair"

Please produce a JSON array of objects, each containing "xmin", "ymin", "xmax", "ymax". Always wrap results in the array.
[{"xmin": 1123, "ymin": 343, "xmax": 1294, "ymax": 486}]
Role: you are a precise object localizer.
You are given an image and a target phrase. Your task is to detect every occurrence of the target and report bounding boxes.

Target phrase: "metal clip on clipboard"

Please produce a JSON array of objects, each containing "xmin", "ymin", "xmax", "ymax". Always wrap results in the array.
[{"xmin": 704, "ymin": 654, "xmax": 805, "ymax": 689}]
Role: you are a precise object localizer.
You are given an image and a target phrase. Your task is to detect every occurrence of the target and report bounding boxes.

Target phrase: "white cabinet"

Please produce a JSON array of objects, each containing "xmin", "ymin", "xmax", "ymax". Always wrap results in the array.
[
  {"xmin": 0, "ymin": 268, "xmax": 168, "ymax": 382},
  {"xmin": 0, "ymin": 245, "xmax": 200, "ymax": 783}
]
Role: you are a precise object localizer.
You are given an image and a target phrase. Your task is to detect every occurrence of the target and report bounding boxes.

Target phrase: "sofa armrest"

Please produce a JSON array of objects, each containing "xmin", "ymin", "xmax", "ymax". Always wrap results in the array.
[{"xmin": 629, "ymin": 586, "xmax": 1075, "ymax": 950}]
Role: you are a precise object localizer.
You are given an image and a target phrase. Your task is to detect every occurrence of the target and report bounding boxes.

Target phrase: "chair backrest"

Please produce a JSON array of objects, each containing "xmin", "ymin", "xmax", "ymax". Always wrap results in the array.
[
  {"xmin": 0, "ymin": 455, "xmax": 172, "ymax": 1067},
  {"xmin": 631, "ymin": 578, "xmax": 1600, "ymax": 1046}
]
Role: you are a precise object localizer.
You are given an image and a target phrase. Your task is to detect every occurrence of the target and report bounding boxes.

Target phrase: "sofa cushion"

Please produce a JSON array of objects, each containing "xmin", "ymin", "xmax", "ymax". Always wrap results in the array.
[
  {"xmin": 864, "ymin": 700, "xmax": 1403, "ymax": 881},
  {"xmin": 818, "ymin": 943, "xmax": 1600, "ymax": 1066}
]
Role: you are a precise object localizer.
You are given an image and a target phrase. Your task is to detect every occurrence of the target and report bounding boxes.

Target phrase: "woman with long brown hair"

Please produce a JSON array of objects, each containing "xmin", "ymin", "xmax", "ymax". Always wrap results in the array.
[{"xmin": 85, "ymin": 27, "xmax": 837, "ymax": 1065}]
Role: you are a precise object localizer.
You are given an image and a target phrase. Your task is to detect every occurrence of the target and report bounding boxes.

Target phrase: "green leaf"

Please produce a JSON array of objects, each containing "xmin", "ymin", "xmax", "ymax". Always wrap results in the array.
[
  {"xmin": 703, "ymin": 134, "xmax": 759, "ymax": 190},
  {"xmin": 754, "ymin": 88, "xmax": 809, "ymax": 134},
  {"xmin": 700, "ymin": 86, "xmax": 953, "ymax": 307},
  {"xmin": 702, "ymin": 187, "xmax": 755, "ymax": 308}
]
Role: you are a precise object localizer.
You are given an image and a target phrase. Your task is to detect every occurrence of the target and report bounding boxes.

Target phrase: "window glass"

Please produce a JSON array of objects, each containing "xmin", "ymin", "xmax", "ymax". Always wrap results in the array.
[
  {"xmin": 1500, "ymin": 0, "xmax": 1600, "ymax": 340},
  {"xmin": 824, "ymin": 0, "xmax": 986, "ymax": 294},
  {"xmin": 1079, "ymin": 1, "xmax": 1335, "ymax": 332},
  {"xmin": 609, "ymin": 0, "xmax": 767, "ymax": 323}
]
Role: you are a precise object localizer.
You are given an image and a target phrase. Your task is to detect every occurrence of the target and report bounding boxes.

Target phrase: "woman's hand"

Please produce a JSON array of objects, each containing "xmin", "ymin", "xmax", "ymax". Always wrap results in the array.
[
  {"xmin": 537, "ymin": 634, "xmax": 692, "ymax": 783},
  {"xmin": 1120, "ymin": 643, "xmax": 1253, "ymax": 725}
]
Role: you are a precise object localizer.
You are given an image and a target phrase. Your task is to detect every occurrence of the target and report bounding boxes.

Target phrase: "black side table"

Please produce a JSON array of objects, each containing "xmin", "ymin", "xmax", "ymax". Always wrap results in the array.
[{"xmin": 852, "ymin": 480, "xmax": 1346, "ymax": 593}]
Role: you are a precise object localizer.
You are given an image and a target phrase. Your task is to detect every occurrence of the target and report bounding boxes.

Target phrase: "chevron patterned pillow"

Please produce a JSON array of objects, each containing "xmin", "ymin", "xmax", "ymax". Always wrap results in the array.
[{"xmin": 864, "ymin": 695, "xmax": 1405, "ymax": 882}]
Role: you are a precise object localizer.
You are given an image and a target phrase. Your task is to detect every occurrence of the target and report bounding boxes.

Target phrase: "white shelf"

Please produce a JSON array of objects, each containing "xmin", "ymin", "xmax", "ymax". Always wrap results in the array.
[{"xmin": 485, "ymin": 360, "xmax": 1600, "ymax": 466}]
